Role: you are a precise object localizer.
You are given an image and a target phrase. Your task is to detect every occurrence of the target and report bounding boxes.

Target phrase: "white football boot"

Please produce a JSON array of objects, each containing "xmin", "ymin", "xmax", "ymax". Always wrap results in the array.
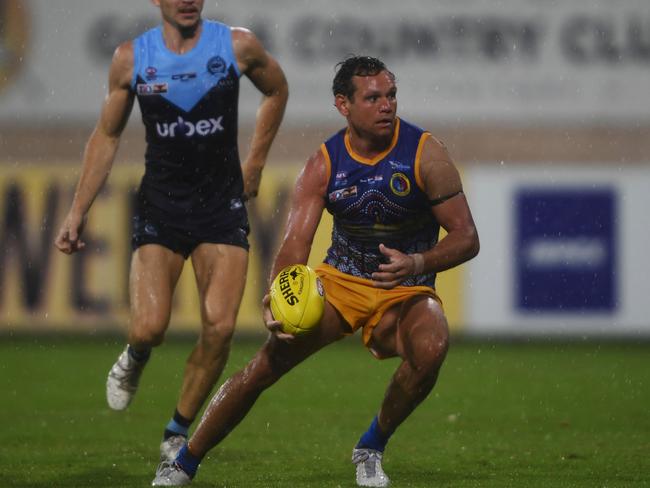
[
  {"xmin": 352, "ymin": 448, "xmax": 390, "ymax": 487},
  {"xmin": 160, "ymin": 435, "xmax": 187, "ymax": 462},
  {"xmin": 151, "ymin": 461, "xmax": 192, "ymax": 486},
  {"xmin": 106, "ymin": 346, "xmax": 148, "ymax": 410}
]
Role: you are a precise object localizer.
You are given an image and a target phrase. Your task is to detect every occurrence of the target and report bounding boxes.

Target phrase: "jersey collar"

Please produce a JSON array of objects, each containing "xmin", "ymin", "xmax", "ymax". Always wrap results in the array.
[{"xmin": 344, "ymin": 118, "xmax": 401, "ymax": 166}]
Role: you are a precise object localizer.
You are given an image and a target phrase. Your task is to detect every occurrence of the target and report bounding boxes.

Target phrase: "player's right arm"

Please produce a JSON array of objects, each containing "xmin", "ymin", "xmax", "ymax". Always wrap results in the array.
[
  {"xmin": 54, "ymin": 42, "xmax": 135, "ymax": 254},
  {"xmin": 262, "ymin": 148, "xmax": 329, "ymax": 338}
]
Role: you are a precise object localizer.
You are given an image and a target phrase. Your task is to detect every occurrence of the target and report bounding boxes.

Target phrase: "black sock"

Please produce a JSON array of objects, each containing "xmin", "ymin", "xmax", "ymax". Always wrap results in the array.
[
  {"xmin": 127, "ymin": 345, "xmax": 151, "ymax": 362},
  {"xmin": 164, "ymin": 409, "xmax": 193, "ymax": 439}
]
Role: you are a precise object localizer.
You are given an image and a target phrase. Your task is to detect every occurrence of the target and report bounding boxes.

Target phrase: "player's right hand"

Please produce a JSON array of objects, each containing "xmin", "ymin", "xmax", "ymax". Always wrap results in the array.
[
  {"xmin": 262, "ymin": 294, "xmax": 295, "ymax": 342},
  {"xmin": 54, "ymin": 212, "xmax": 87, "ymax": 254}
]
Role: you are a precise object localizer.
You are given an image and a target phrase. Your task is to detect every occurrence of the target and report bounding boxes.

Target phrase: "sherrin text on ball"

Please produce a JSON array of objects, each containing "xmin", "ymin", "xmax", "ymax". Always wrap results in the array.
[{"xmin": 269, "ymin": 264, "xmax": 325, "ymax": 335}]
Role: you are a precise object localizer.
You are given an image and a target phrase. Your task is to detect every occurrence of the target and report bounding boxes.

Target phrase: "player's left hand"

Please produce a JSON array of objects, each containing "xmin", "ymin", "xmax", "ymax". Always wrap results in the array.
[
  {"xmin": 371, "ymin": 243, "xmax": 416, "ymax": 289},
  {"xmin": 242, "ymin": 160, "xmax": 264, "ymax": 200}
]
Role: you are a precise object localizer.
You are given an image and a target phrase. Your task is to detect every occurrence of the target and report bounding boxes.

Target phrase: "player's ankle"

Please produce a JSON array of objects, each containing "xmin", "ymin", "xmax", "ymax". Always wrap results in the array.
[{"xmin": 176, "ymin": 444, "xmax": 201, "ymax": 478}]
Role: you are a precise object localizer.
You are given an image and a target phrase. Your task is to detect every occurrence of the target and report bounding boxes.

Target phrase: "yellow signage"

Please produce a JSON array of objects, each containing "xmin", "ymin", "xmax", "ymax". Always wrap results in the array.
[{"xmin": 0, "ymin": 163, "xmax": 463, "ymax": 334}]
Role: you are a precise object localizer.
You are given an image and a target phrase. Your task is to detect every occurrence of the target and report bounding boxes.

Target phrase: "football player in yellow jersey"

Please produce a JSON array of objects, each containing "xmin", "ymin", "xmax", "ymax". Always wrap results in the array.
[{"xmin": 152, "ymin": 55, "xmax": 478, "ymax": 487}]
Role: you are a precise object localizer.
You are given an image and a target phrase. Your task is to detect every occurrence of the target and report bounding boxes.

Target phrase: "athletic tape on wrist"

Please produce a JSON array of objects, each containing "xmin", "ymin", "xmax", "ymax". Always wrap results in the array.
[{"xmin": 411, "ymin": 253, "xmax": 424, "ymax": 275}]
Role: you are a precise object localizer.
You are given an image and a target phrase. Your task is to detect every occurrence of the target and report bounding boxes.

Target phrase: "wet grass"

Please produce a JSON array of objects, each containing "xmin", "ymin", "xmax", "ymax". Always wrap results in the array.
[{"xmin": 0, "ymin": 335, "xmax": 648, "ymax": 487}]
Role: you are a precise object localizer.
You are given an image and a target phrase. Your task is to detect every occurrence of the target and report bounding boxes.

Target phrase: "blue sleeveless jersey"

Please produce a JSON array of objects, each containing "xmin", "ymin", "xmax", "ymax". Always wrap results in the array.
[
  {"xmin": 131, "ymin": 20, "xmax": 244, "ymax": 228},
  {"xmin": 322, "ymin": 118, "xmax": 440, "ymax": 288}
]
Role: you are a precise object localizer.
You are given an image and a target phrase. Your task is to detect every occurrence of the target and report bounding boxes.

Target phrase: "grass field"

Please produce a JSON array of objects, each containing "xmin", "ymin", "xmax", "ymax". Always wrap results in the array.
[{"xmin": 0, "ymin": 335, "xmax": 648, "ymax": 487}]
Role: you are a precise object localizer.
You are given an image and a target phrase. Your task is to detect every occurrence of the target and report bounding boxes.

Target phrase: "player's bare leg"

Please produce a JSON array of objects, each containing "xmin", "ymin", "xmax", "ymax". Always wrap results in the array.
[
  {"xmin": 189, "ymin": 301, "xmax": 347, "ymax": 454},
  {"xmin": 160, "ymin": 243, "xmax": 248, "ymax": 460},
  {"xmin": 152, "ymin": 302, "xmax": 349, "ymax": 485},
  {"xmin": 107, "ymin": 245, "xmax": 184, "ymax": 411},
  {"xmin": 180, "ymin": 244, "xmax": 248, "ymax": 416},
  {"xmin": 376, "ymin": 295, "xmax": 449, "ymax": 431},
  {"xmin": 353, "ymin": 295, "xmax": 449, "ymax": 487}
]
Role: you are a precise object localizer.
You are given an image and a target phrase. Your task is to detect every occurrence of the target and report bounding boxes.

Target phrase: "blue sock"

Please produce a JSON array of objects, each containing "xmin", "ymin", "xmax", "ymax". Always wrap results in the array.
[
  {"xmin": 175, "ymin": 444, "xmax": 201, "ymax": 479},
  {"xmin": 356, "ymin": 415, "xmax": 392, "ymax": 452}
]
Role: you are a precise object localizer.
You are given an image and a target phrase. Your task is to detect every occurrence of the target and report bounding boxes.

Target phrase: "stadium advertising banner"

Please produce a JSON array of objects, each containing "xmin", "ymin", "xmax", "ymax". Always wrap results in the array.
[
  {"xmin": 0, "ymin": 163, "xmax": 465, "ymax": 334},
  {"xmin": 464, "ymin": 165, "xmax": 650, "ymax": 337},
  {"xmin": 0, "ymin": 164, "xmax": 299, "ymax": 333},
  {"xmin": 0, "ymin": 0, "xmax": 649, "ymax": 124},
  {"xmin": 515, "ymin": 188, "xmax": 617, "ymax": 313}
]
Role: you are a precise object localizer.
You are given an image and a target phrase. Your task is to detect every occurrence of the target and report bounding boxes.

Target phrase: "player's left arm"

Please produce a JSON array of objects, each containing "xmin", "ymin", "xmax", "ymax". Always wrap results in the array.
[
  {"xmin": 232, "ymin": 27, "xmax": 289, "ymax": 199},
  {"xmin": 373, "ymin": 136, "xmax": 480, "ymax": 288}
]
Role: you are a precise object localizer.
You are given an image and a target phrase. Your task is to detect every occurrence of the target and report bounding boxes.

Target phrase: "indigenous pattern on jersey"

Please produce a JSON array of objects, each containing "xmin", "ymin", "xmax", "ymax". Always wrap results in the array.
[
  {"xmin": 131, "ymin": 20, "xmax": 245, "ymax": 230},
  {"xmin": 322, "ymin": 118, "xmax": 439, "ymax": 288}
]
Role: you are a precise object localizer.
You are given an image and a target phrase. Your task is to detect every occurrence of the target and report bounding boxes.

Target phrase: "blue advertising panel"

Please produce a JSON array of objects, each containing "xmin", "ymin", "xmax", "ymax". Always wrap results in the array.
[{"xmin": 515, "ymin": 188, "xmax": 617, "ymax": 313}]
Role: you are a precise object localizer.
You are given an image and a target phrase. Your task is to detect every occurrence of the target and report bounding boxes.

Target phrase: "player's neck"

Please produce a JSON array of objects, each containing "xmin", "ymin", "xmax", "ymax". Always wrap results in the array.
[
  {"xmin": 161, "ymin": 19, "xmax": 203, "ymax": 54},
  {"xmin": 347, "ymin": 129, "xmax": 393, "ymax": 160}
]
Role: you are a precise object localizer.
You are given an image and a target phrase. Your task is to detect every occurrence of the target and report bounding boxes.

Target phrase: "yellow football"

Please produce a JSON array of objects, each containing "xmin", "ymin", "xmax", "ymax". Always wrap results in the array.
[{"xmin": 269, "ymin": 264, "xmax": 325, "ymax": 335}]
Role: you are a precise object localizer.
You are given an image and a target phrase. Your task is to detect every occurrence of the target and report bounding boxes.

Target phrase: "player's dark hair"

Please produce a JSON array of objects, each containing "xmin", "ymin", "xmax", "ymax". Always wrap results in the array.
[{"xmin": 332, "ymin": 55, "xmax": 394, "ymax": 100}]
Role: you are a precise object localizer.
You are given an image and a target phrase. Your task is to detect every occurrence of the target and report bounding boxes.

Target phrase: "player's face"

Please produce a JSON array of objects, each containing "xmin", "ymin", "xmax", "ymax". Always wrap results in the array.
[
  {"xmin": 154, "ymin": 0, "xmax": 204, "ymax": 29},
  {"xmin": 344, "ymin": 71, "xmax": 397, "ymax": 140}
]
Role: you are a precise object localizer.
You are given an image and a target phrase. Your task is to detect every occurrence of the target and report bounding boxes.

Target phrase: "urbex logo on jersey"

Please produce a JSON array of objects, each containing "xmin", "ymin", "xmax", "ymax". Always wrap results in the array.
[{"xmin": 156, "ymin": 116, "xmax": 224, "ymax": 138}]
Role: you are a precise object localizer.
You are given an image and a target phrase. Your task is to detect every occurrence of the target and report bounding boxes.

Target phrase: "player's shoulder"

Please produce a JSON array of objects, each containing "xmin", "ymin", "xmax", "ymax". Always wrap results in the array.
[
  {"xmin": 109, "ymin": 41, "xmax": 134, "ymax": 85},
  {"xmin": 230, "ymin": 26, "xmax": 265, "ymax": 60},
  {"xmin": 112, "ymin": 40, "xmax": 134, "ymax": 68},
  {"xmin": 301, "ymin": 146, "xmax": 330, "ymax": 189},
  {"xmin": 230, "ymin": 25, "xmax": 256, "ymax": 42},
  {"xmin": 412, "ymin": 124, "xmax": 450, "ymax": 164},
  {"xmin": 231, "ymin": 26, "xmax": 261, "ymax": 49}
]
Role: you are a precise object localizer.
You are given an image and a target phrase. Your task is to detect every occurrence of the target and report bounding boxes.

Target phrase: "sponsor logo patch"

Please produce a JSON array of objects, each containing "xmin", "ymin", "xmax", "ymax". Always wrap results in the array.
[
  {"xmin": 137, "ymin": 83, "xmax": 168, "ymax": 95},
  {"xmin": 171, "ymin": 72, "xmax": 197, "ymax": 81},
  {"xmin": 156, "ymin": 116, "xmax": 224, "ymax": 138},
  {"xmin": 361, "ymin": 175, "xmax": 383, "ymax": 184},
  {"xmin": 388, "ymin": 160, "xmax": 410, "ymax": 171},
  {"xmin": 328, "ymin": 186, "xmax": 358, "ymax": 202}
]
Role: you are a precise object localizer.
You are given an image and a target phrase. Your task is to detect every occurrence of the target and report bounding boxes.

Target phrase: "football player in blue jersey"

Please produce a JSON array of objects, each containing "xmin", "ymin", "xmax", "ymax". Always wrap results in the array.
[
  {"xmin": 54, "ymin": 0, "xmax": 288, "ymax": 464},
  {"xmin": 151, "ymin": 55, "xmax": 478, "ymax": 487}
]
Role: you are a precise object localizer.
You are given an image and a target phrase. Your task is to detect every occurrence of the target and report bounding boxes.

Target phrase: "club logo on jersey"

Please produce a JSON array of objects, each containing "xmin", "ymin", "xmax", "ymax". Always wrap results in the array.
[
  {"xmin": 207, "ymin": 56, "xmax": 226, "ymax": 75},
  {"xmin": 137, "ymin": 83, "xmax": 168, "ymax": 95},
  {"xmin": 144, "ymin": 223, "xmax": 158, "ymax": 236},
  {"xmin": 171, "ymin": 72, "xmax": 197, "ymax": 81},
  {"xmin": 328, "ymin": 186, "xmax": 358, "ymax": 203},
  {"xmin": 389, "ymin": 173, "xmax": 411, "ymax": 197},
  {"xmin": 145, "ymin": 66, "xmax": 158, "ymax": 80},
  {"xmin": 156, "ymin": 116, "xmax": 224, "ymax": 138}
]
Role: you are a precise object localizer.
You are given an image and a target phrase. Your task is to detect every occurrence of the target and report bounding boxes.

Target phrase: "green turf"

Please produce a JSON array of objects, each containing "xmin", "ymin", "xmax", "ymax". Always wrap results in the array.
[{"xmin": 0, "ymin": 336, "xmax": 648, "ymax": 487}]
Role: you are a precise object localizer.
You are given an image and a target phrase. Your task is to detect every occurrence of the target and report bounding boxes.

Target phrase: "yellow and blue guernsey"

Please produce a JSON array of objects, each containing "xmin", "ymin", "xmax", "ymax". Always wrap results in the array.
[
  {"xmin": 321, "ymin": 118, "xmax": 440, "ymax": 288},
  {"xmin": 131, "ymin": 20, "xmax": 244, "ymax": 230}
]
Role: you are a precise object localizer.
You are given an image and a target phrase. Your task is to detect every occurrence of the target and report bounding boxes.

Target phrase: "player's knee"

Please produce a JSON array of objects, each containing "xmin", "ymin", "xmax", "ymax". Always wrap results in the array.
[
  {"xmin": 200, "ymin": 319, "xmax": 235, "ymax": 348},
  {"xmin": 129, "ymin": 321, "xmax": 166, "ymax": 347},
  {"xmin": 411, "ymin": 327, "xmax": 449, "ymax": 381},
  {"xmin": 201, "ymin": 304, "xmax": 236, "ymax": 331},
  {"xmin": 243, "ymin": 352, "xmax": 283, "ymax": 391}
]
